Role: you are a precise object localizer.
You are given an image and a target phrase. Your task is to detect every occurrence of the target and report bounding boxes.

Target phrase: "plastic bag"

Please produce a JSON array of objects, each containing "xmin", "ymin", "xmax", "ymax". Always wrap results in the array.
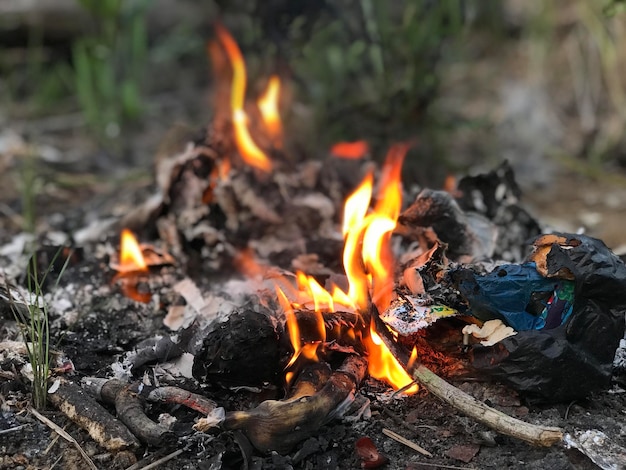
[{"xmin": 452, "ymin": 233, "xmax": 626, "ymax": 401}]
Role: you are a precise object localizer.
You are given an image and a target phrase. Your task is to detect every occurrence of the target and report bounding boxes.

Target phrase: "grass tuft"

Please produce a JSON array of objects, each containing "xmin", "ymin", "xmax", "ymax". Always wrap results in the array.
[{"xmin": 7, "ymin": 249, "xmax": 72, "ymax": 409}]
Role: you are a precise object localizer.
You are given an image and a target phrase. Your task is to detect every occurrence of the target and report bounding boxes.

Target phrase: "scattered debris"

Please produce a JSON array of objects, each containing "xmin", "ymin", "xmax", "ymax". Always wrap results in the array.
[{"xmin": 564, "ymin": 430, "xmax": 626, "ymax": 470}]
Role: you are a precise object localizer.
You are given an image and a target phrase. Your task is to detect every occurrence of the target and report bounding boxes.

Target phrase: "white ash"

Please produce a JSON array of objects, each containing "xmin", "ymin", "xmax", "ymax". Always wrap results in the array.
[
  {"xmin": 110, "ymin": 360, "xmax": 133, "ymax": 381},
  {"xmin": 73, "ymin": 218, "xmax": 117, "ymax": 245},
  {"xmin": 613, "ymin": 338, "xmax": 626, "ymax": 370},
  {"xmin": 564, "ymin": 430, "xmax": 626, "ymax": 470},
  {"xmin": 158, "ymin": 413, "xmax": 177, "ymax": 429}
]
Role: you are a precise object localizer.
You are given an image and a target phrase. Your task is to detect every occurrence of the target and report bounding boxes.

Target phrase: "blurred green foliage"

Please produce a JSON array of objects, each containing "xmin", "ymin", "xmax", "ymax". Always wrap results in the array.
[
  {"xmin": 286, "ymin": 1, "xmax": 464, "ymax": 150},
  {"xmin": 72, "ymin": 0, "xmax": 150, "ymax": 151}
]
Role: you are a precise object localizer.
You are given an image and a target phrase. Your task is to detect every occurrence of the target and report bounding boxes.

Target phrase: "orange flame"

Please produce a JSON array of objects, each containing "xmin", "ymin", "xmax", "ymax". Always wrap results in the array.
[
  {"xmin": 257, "ymin": 75, "xmax": 282, "ymax": 145},
  {"xmin": 365, "ymin": 325, "xmax": 418, "ymax": 393},
  {"xmin": 330, "ymin": 141, "xmax": 370, "ymax": 159},
  {"xmin": 277, "ymin": 286, "xmax": 301, "ymax": 358},
  {"xmin": 364, "ymin": 144, "xmax": 407, "ymax": 311},
  {"xmin": 119, "ymin": 229, "xmax": 147, "ymax": 272},
  {"xmin": 277, "ymin": 144, "xmax": 414, "ymax": 392},
  {"xmin": 277, "ymin": 286, "xmax": 322, "ymax": 382},
  {"xmin": 342, "ymin": 172, "xmax": 373, "ymax": 312},
  {"xmin": 214, "ymin": 24, "xmax": 272, "ymax": 172},
  {"xmin": 338, "ymin": 144, "xmax": 415, "ymax": 393},
  {"xmin": 296, "ymin": 272, "xmax": 333, "ymax": 320}
]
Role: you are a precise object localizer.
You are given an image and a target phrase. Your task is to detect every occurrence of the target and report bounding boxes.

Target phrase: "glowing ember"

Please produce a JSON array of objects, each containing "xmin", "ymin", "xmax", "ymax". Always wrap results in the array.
[
  {"xmin": 214, "ymin": 24, "xmax": 272, "ymax": 172},
  {"xmin": 257, "ymin": 75, "xmax": 283, "ymax": 145},
  {"xmin": 330, "ymin": 141, "xmax": 370, "ymax": 159},
  {"xmin": 118, "ymin": 229, "xmax": 147, "ymax": 272}
]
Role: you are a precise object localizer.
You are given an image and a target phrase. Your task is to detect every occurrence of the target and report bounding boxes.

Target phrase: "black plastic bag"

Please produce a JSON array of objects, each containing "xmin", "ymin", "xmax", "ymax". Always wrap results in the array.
[{"xmin": 458, "ymin": 233, "xmax": 626, "ymax": 402}]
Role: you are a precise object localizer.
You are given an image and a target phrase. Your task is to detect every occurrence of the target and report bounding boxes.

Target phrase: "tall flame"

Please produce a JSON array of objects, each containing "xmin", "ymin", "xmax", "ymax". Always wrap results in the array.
[
  {"xmin": 257, "ymin": 75, "xmax": 283, "ymax": 145},
  {"xmin": 214, "ymin": 24, "xmax": 272, "ymax": 172},
  {"xmin": 339, "ymin": 144, "xmax": 415, "ymax": 393},
  {"xmin": 364, "ymin": 143, "xmax": 407, "ymax": 311},
  {"xmin": 119, "ymin": 229, "xmax": 147, "ymax": 272},
  {"xmin": 342, "ymin": 172, "xmax": 374, "ymax": 312}
]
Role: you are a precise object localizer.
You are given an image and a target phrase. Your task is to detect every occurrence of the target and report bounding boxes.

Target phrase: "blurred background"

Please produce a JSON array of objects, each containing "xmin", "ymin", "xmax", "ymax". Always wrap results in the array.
[{"xmin": 1, "ymin": 0, "xmax": 625, "ymax": 249}]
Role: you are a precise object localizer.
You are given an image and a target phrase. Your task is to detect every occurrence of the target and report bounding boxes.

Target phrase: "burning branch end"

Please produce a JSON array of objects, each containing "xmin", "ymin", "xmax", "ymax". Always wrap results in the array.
[{"xmin": 223, "ymin": 354, "xmax": 367, "ymax": 453}]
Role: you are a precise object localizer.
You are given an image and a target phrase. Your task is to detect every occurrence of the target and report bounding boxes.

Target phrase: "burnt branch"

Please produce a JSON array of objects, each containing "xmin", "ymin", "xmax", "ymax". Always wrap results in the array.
[
  {"xmin": 83, "ymin": 378, "xmax": 175, "ymax": 447},
  {"xmin": 223, "ymin": 354, "xmax": 367, "ymax": 453},
  {"xmin": 48, "ymin": 379, "xmax": 140, "ymax": 453}
]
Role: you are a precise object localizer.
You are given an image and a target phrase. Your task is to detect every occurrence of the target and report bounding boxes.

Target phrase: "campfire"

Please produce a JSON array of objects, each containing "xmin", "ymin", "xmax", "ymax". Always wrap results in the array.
[{"xmin": 2, "ymin": 24, "xmax": 626, "ymax": 470}]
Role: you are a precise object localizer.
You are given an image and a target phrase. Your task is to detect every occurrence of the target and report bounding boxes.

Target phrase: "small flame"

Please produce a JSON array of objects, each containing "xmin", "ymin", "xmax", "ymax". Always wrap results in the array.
[
  {"xmin": 277, "ymin": 286, "xmax": 322, "ymax": 381},
  {"xmin": 277, "ymin": 287, "xmax": 301, "ymax": 357},
  {"xmin": 365, "ymin": 325, "xmax": 418, "ymax": 393},
  {"xmin": 407, "ymin": 346, "xmax": 418, "ymax": 371},
  {"xmin": 214, "ymin": 24, "xmax": 272, "ymax": 172},
  {"xmin": 233, "ymin": 248, "xmax": 266, "ymax": 279},
  {"xmin": 257, "ymin": 75, "xmax": 282, "ymax": 145},
  {"xmin": 296, "ymin": 271, "xmax": 333, "ymax": 314},
  {"xmin": 330, "ymin": 141, "xmax": 369, "ymax": 159},
  {"xmin": 119, "ymin": 229, "xmax": 147, "ymax": 272}
]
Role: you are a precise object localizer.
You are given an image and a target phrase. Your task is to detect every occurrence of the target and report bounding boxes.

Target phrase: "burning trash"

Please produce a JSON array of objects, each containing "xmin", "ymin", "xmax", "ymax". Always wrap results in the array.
[{"xmin": 2, "ymin": 22, "xmax": 626, "ymax": 470}]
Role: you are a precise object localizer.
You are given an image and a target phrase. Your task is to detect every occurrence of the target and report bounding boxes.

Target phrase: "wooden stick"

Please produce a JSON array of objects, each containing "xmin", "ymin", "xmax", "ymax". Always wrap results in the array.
[
  {"xmin": 382, "ymin": 428, "xmax": 432, "ymax": 457},
  {"xmin": 135, "ymin": 449, "xmax": 184, "ymax": 470},
  {"xmin": 411, "ymin": 364, "xmax": 564, "ymax": 447},
  {"xmin": 0, "ymin": 425, "xmax": 26, "ymax": 436},
  {"xmin": 29, "ymin": 407, "xmax": 98, "ymax": 470}
]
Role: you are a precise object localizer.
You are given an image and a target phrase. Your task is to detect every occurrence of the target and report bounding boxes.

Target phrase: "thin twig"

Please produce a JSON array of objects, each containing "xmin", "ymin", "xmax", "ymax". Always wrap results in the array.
[
  {"xmin": 407, "ymin": 461, "xmax": 478, "ymax": 470},
  {"xmin": 0, "ymin": 424, "xmax": 26, "ymax": 436},
  {"xmin": 28, "ymin": 407, "xmax": 98, "ymax": 470},
  {"xmin": 380, "ymin": 405, "xmax": 421, "ymax": 435},
  {"xmin": 564, "ymin": 400, "xmax": 576, "ymax": 420},
  {"xmin": 134, "ymin": 448, "xmax": 184, "ymax": 470},
  {"xmin": 49, "ymin": 454, "xmax": 64, "ymax": 470},
  {"xmin": 43, "ymin": 429, "xmax": 62, "ymax": 454},
  {"xmin": 382, "ymin": 428, "xmax": 433, "ymax": 457}
]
